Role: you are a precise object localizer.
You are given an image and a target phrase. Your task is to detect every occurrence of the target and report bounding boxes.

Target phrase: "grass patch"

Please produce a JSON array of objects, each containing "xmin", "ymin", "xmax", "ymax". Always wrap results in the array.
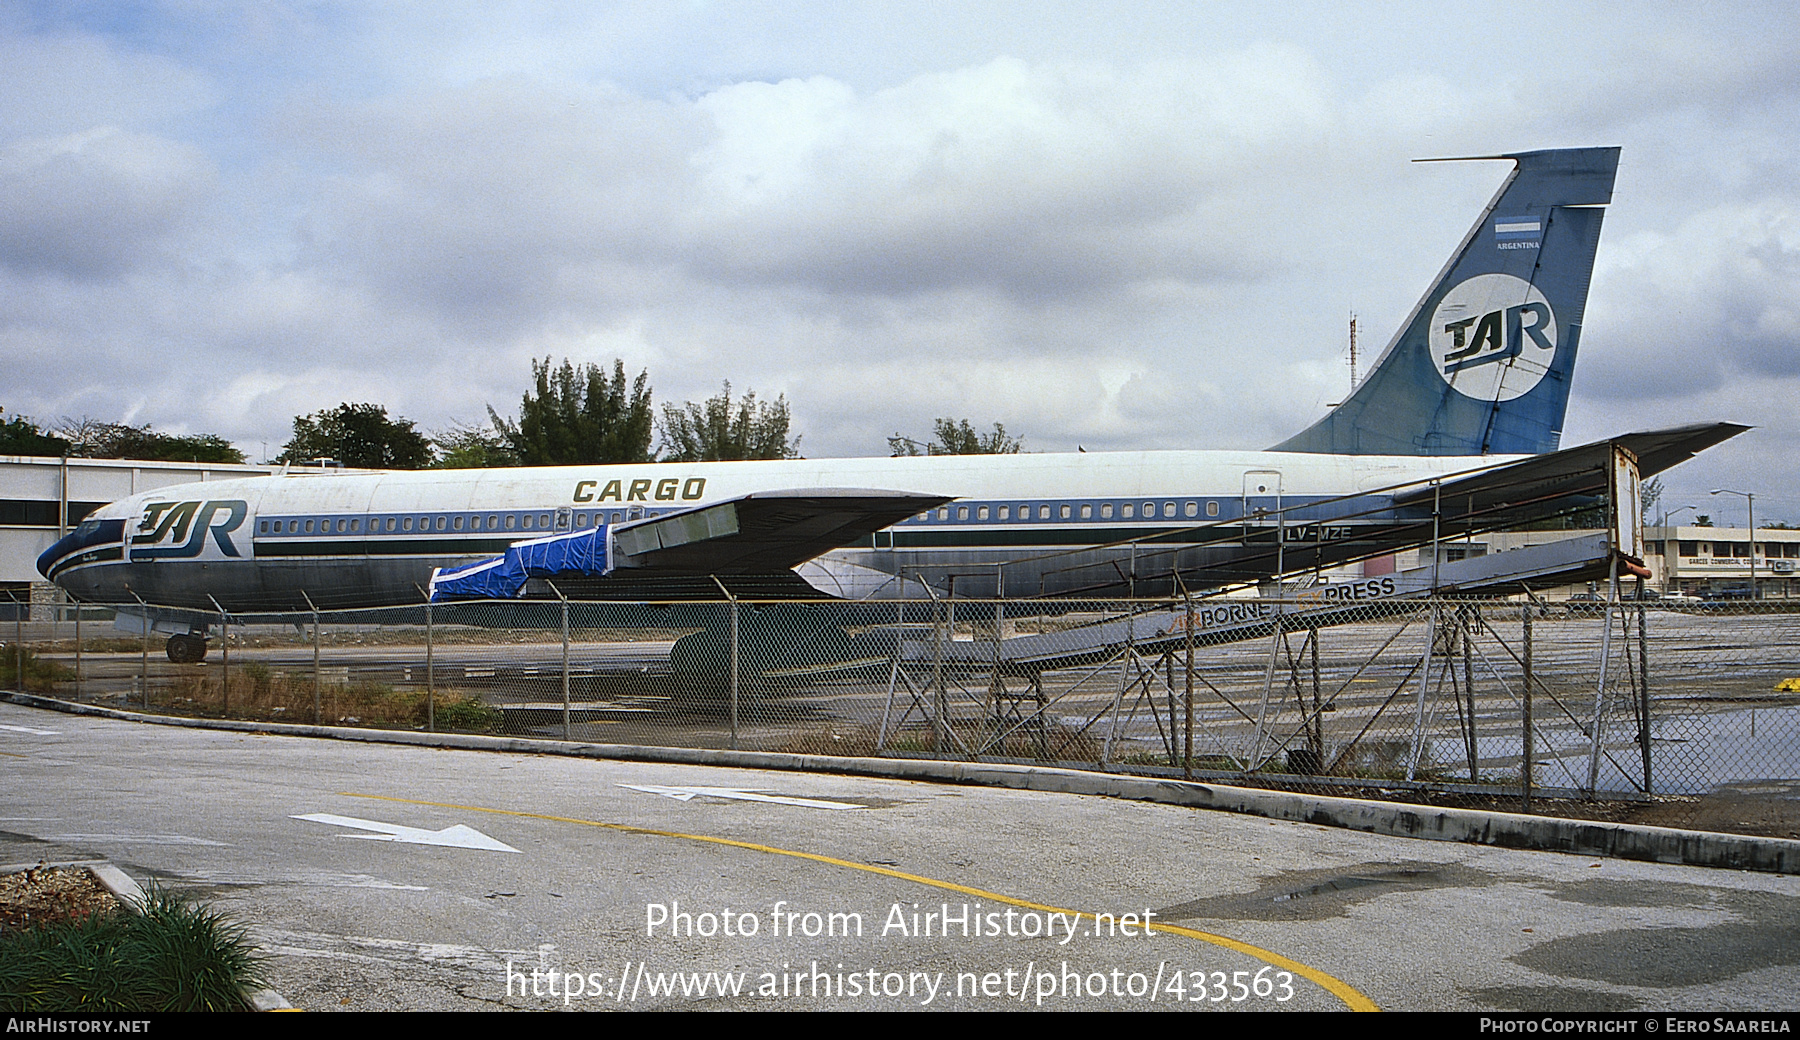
[
  {"xmin": 160, "ymin": 665, "xmax": 500, "ymax": 731},
  {"xmin": 0, "ymin": 645, "xmax": 74, "ymax": 693},
  {"xmin": 0, "ymin": 887, "xmax": 264, "ymax": 1012}
]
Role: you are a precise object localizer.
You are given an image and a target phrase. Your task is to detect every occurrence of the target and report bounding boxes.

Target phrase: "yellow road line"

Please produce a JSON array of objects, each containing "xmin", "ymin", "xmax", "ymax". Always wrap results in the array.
[{"xmin": 343, "ymin": 791, "xmax": 1379, "ymax": 1012}]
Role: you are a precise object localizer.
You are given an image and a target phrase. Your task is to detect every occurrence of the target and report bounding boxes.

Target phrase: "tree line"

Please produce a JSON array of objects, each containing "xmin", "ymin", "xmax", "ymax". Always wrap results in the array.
[{"xmin": 3, "ymin": 358, "xmax": 1022, "ymax": 469}]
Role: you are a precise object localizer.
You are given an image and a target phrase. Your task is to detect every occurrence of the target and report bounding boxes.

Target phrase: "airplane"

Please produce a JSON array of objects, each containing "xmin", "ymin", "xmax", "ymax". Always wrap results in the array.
[{"xmin": 37, "ymin": 146, "xmax": 1746, "ymax": 665}]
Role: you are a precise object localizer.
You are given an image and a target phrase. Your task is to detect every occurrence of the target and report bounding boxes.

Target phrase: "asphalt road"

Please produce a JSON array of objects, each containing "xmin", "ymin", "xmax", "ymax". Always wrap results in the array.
[{"xmin": 2, "ymin": 700, "xmax": 1798, "ymax": 1012}]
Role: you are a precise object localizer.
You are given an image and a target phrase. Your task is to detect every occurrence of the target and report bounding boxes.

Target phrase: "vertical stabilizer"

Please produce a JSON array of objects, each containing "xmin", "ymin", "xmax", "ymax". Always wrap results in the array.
[{"xmin": 1273, "ymin": 147, "xmax": 1619, "ymax": 456}]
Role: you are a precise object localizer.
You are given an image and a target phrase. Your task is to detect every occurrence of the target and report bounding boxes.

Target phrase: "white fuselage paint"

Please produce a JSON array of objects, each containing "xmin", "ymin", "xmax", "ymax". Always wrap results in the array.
[{"xmin": 49, "ymin": 448, "xmax": 1525, "ymax": 610}]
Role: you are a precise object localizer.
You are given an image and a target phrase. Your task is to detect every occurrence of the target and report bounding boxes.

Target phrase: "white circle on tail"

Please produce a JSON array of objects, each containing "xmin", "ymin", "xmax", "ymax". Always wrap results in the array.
[{"xmin": 1428, "ymin": 273, "xmax": 1557, "ymax": 402}]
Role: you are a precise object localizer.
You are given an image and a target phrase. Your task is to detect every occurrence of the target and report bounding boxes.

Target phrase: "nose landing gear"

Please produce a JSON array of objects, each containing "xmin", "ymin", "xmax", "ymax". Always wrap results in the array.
[{"xmin": 165, "ymin": 632, "xmax": 208, "ymax": 663}]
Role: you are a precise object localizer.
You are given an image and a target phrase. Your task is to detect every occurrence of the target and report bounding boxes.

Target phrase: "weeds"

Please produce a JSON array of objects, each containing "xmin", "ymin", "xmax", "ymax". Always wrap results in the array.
[
  {"xmin": 0, "ymin": 645, "xmax": 73, "ymax": 693},
  {"xmin": 162, "ymin": 666, "xmax": 499, "ymax": 731}
]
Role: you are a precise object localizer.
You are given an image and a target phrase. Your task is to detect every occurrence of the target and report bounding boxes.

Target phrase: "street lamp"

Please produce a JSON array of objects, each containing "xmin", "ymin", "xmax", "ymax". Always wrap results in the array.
[
  {"xmin": 1657, "ymin": 505, "xmax": 1698, "ymax": 593},
  {"xmin": 1710, "ymin": 489, "xmax": 1756, "ymax": 600}
]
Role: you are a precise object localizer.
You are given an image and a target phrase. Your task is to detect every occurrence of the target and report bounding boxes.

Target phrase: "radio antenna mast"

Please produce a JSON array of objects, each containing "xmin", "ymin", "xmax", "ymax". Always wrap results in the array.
[{"xmin": 1347, "ymin": 312, "xmax": 1359, "ymax": 389}]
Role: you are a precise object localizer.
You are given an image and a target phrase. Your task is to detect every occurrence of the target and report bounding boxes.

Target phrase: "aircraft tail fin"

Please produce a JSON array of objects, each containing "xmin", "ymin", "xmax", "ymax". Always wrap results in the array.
[{"xmin": 1272, "ymin": 146, "xmax": 1620, "ymax": 456}]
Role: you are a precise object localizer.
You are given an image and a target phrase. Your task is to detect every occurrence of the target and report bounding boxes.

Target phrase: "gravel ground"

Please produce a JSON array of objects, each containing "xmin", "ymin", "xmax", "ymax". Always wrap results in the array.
[{"xmin": 0, "ymin": 866, "xmax": 120, "ymax": 935}]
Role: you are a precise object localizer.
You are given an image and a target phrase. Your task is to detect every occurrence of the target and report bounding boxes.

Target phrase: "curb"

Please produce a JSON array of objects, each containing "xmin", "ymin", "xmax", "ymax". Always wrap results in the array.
[{"xmin": 6, "ymin": 690, "xmax": 1796, "ymax": 875}]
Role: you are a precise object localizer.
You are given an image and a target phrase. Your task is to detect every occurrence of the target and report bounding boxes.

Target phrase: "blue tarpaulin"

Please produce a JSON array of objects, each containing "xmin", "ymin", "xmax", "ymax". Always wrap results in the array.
[{"xmin": 428, "ymin": 526, "xmax": 610, "ymax": 601}]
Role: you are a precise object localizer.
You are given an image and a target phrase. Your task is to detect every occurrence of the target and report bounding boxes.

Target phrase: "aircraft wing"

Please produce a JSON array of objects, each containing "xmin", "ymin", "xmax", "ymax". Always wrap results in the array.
[
  {"xmin": 1393, "ymin": 422, "xmax": 1750, "ymax": 521},
  {"xmin": 610, "ymin": 488, "xmax": 951, "ymax": 573}
]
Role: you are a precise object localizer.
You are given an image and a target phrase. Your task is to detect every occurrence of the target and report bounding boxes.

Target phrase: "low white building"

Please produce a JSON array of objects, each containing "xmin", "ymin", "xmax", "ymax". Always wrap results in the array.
[{"xmin": 2, "ymin": 454, "xmax": 275, "ymax": 616}]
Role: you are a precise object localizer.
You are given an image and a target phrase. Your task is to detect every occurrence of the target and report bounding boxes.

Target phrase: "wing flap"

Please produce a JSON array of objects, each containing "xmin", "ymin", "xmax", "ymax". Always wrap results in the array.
[{"xmin": 611, "ymin": 488, "xmax": 950, "ymax": 573}]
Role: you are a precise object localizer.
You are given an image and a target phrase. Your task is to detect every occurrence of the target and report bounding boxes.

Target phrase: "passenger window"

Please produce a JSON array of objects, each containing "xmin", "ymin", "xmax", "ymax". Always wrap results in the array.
[
  {"xmin": 505, "ymin": 515, "xmax": 517, "ymax": 530},
  {"xmin": 258, "ymin": 520, "xmax": 268, "ymax": 533},
  {"xmin": 350, "ymin": 519, "xmax": 360, "ymax": 532},
  {"xmin": 386, "ymin": 517, "xmax": 397, "ymax": 531},
  {"xmin": 1059, "ymin": 504, "xmax": 1071, "ymax": 519},
  {"xmin": 1039, "ymin": 506, "xmax": 1050, "ymax": 520},
  {"xmin": 522, "ymin": 515, "xmax": 533, "ymax": 530},
  {"xmin": 1101, "ymin": 503, "xmax": 1113, "ymax": 519},
  {"xmin": 436, "ymin": 516, "xmax": 447, "ymax": 531},
  {"xmin": 998, "ymin": 506, "xmax": 1009, "ymax": 520},
  {"xmin": 977, "ymin": 506, "xmax": 989, "ymax": 520},
  {"xmin": 956, "ymin": 507, "xmax": 969, "ymax": 521},
  {"xmin": 1206, "ymin": 501, "xmax": 1220, "ymax": 517},
  {"xmin": 1143, "ymin": 501, "xmax": 1154, "ymax": 515},
  {"xmin": 1080, "ymin": 504, "xmax": 1092, "ymax": 519},
  {"xmin": 1122, "ymin": 504, "xmax": 1134, "ymax": 518},
  {"xmin": 304, "ymin": 519, "xmax": 314, "ymax": 533},
  {"xmin": 938, "ymin": 508, "xmax": 950, "ymax": 520},
  {"xmin": 1185, "ymin": 502, "xmax": 1198, "ymax": 518},
  {"xmin": 402, "ymin": 517, "xmax": 413, "ymax": 532},
  {"xmin": 453, "ymin": 516, "xmax": 464, "ymax": 530},
  {"xmin": 1164, "ymin": 502, "xmax": 1175, "ymax": 518}
]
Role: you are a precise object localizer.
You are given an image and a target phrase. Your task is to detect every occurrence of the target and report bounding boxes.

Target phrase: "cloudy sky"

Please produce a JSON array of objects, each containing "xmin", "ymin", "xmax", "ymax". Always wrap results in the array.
[{"xmin": 3, "ymin": 1, "xmax": 1798, "ymax": 523}]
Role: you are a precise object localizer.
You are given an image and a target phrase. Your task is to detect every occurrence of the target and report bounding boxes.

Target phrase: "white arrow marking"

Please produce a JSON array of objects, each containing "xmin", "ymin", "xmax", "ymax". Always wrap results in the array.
[
  {"xmin": 0, "ymin": 724, "xmax": 59, "ymax": 735},
  {"xmin": 292, "ymin": 813, "xmax": 520, "ymax": 853},
  {"xmin": 617, "ymin": 784, "xmax": 866, "ymax": 810}
]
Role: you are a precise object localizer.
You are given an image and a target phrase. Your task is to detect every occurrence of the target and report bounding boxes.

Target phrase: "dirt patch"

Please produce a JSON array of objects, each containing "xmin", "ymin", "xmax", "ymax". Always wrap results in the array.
[{"xmin": 0, "ymin": 866, "xmax": 122, "ymax": 935}]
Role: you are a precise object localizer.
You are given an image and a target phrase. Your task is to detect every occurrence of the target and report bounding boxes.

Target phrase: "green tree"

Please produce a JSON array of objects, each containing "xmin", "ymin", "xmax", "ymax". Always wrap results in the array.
[
  {"xmin": 59, "ymin": 419, "xmax": 245, "ymax": 463},
  {"xmin": 888, "ymin": 418, "xmax": 1022, "ymax": 456},
  {"xmin": 491, "ymin": 358, "xmax": 654, "ymax": 465},
  {"xmin": 658, "ymin": 382, "xmax": 800, "ymax": 462},
  {"xmin": 277, "ymin": 403, "xmax": 433, "ymax": 469},
  {"xmin": 0, "ymin": 411, "xmax": 70, "ymax": 456},
  {"xmin": 431, "ymin": 422, "xmax": 518, "ymax": 469}
]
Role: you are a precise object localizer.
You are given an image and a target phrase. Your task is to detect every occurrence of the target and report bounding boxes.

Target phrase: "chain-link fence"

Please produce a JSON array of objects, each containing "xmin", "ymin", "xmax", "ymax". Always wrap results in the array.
[{"xmin": 7, "ymin": 588, "xmax": 1799, "ymax": 837}]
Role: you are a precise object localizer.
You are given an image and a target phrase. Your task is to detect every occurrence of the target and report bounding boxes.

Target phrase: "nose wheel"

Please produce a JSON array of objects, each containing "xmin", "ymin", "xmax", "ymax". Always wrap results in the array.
[{"xmin": 166, "ymin": 633, "xmax": 209, "ymax": 664}]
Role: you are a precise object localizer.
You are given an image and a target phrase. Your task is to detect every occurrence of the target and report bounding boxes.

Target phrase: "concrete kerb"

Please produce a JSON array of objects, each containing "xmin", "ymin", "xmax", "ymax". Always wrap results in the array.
[{"xmin": 6, "ymin": 690, "xmax": 1797, "ymax": 876}]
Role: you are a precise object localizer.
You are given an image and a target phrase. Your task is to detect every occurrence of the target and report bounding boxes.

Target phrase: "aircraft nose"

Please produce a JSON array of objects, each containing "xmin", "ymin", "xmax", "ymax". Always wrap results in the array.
[{"xmin": 37, "ymin": 517, "xmax": 127, "ymax": 583}]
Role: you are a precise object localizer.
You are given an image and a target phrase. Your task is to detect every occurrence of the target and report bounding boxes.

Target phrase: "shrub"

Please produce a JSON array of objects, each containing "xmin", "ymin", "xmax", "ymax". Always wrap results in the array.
[{"xmin": 0, "ymin": 888, "xmax": 264, "ymax": 1012}]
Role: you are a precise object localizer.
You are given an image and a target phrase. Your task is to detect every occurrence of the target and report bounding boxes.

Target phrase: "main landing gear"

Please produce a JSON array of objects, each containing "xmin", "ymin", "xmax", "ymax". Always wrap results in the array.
[{"xmin": 165, "ymin": 632, "xmax": 209, "ymax": 664}]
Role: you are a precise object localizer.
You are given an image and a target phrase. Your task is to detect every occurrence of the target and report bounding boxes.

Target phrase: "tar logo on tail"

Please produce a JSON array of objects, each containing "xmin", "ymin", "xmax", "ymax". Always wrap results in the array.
[
  {"xmin": 129, "ymin": 500, "xmax": 248, "ymax": 561},
  {"xmin": 1428, "ymin": 273, "xmax": 1558, "ymax": 402}
]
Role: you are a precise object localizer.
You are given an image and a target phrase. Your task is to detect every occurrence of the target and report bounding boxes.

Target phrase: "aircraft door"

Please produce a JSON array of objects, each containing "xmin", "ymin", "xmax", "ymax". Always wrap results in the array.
[{"xmin": 1241, "ymin": 469, "xmax": 1283, "ymax": 548}]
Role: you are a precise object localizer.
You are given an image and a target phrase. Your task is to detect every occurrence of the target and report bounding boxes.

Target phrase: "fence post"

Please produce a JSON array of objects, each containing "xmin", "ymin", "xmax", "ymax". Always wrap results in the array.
[
  {"xmin": 1637, "ymin": 597, "xmax": 1652, "ymax": 795},
  {"xmin": 208, "ymin": 595, "xmax": 228, "ymax": 715},
  {"xmin": 72, "ymin": 602, "xmax": 81, "ymax": 699},
  {"xmin": 730, "ymin": 595, "xmax": 740, "ymax": 751},
  {"xmin": 557, "ymin": 584, "xmax": 571, "ymax": 741},
  {"xmin": 12, "ymin": 590, "xmax": 22, "ymax": 692},
  {"xmin": 1184, "ymin": 588, "xmax": 1195, "ymax": 779},
  {"xmin": 1462, "ymin": 605, "xmax": 1478, "ymax": 783},
  {"xmin": 424, "ymin": 595, "xmax": 435, "ymax": 733},
  {"xmin": 302, "ymin": 592, "xmax": 321, "ymax": 725},
  {"xmin": 1522, "ymin": 601, "xmax": 1533, "ymax": 813},
  {"xmin": 129, "ymin": 590, "xmax": 148, "ymax": 710}
]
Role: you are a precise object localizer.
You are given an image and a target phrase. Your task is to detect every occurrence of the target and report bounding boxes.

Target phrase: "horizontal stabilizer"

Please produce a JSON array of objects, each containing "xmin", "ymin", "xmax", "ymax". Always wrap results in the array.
[{"xmin": 1393, "ymin": 422, "xmax": 1750, "ymax": 520}]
